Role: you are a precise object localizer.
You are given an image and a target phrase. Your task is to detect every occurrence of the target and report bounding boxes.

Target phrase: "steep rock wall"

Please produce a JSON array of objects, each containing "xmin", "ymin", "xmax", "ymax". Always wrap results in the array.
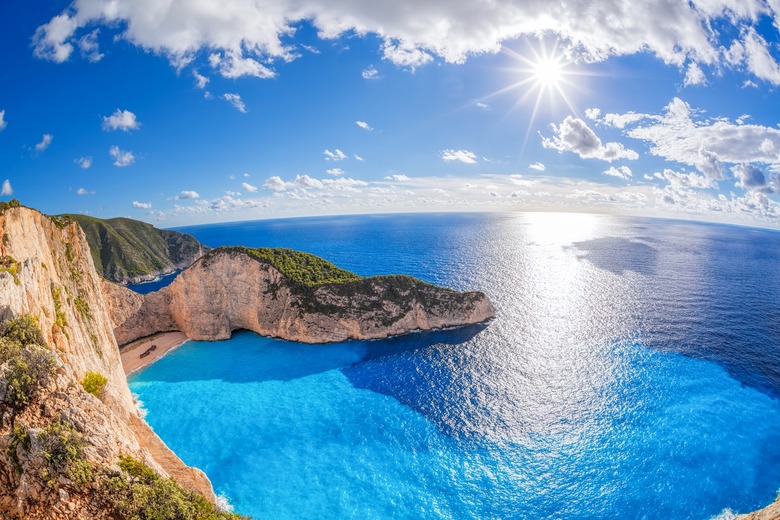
[{"xmin": 0, "ymin": 206, "xmax": 214, "ymax": 516}]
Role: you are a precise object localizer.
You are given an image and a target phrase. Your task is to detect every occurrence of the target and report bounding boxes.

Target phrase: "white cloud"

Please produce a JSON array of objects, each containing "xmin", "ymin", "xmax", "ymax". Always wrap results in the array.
[
  {"xmin": 475, "ymin": 101, "xmax": 490, "ymax": 110},
  {"xmin": 102, "ymin": 109, "xmax": 140, "ymax": 131},
  {"xmin": 75, "ymin": 156, "xmax": 92, "ymax": 169},
  {"xmin": 656, "ymin": 168, "xmax": 716, "ymax": 189},
  {"xmin": 354, "ymin": 154, "xmax": 364, "ymax": 161},
  {"xmin": 243, "ymin": 173, "xmax": 251, "ymax": 178},
  {"xmin": 223, "ymin": 93, "xmax": 247, "ymax": 113},
  {"xmin": 529, "ymin": 162, "xmax": 546, "ymax": 171},
  {"xmin": 683, "ymin": 62, "xmax": 707, "ymax": 86},
  {"xmin": 542, "ymin": 117, "xmax": 639, "ymax": 162},
  {"xmin": 603, "ymin": 165, "xmax": 633, "ymax": 180},
  {"xmin": 76, "ymin": 187, "xmax": 94, "ymax": 195},
  {"xmin": 193, "ymin": 70, "xmax": 209, "ymax": 89},
  {"xmin": 602, "ymin": 112, "xmax": 650, "ymax": 129},
  {"xmin": 36, "ymin": 0, "xmax": 775, "ymax": 82},
  {"xmin": 35, "ymin": 134, "xmax": 53, "ymax": 152},
  {"xmin": 585, "ymin": 108, "xmax": 601, "ymax": 120},
  {"xmin": 326, "ymin": 168, "xmax": 344, "ymax": 176},
  {"xmin": 109, "ymin": 145, "xmax": 135, "ymax": 167},
  {"xmin": 132, "ymin": 201, "xmax": 152, "ymax": 209},
  {"xmin": 362, "ymin": 65, "xmax": 380, "ymax": 79},
  {"xmin": 441, "ymin": 149, "xmax": 477, "ymax": 164},
  {"xmin": 623, "ymin": 98, "xmax": 780, "ymax": 178},
  {"xmin": 381, "ymin": 40, "xmax": 433, "ymax": 68},
  {"xmin": 176, "ymin": 190, "xmax": 200, "ymax": 200},
  {"xmin": 1, "ymin": 180, "xmax": 12, "ymax": 196},
  {"xmin": 732, "ymin": 163, "xmax": 773, "ymax": 192},
  {"xmin": 0, "ymin": 110, "xmax": 7, "ymax": 131},
  {"xmin": 324, "ymin": 148, "xmax": 347, "ymax": 161},
  {"xmin": 242, "ymin": 182, "xmax": 258, "ymax": 193},
  {"xmin": 732, "ymin": 27, "xmax": 780, "ymax": 85},
  {"xmin": 263, "ymin": 176, "xmax": 288, "ymax": 191},
  {"xmin": 355, "ymin": 120, "xmax": 373, "ymax": 131},
  {"xmin": 77, "ymin": 29, "xmax": 103, "ymax": 62},
  {"xmin": 384, "ymin": 174, "xmax": 410, "ymax": 182}
]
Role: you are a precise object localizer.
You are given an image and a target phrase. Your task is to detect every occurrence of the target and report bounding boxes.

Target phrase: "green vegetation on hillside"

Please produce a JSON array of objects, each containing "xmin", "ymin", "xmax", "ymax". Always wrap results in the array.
[
  {"xmin": 212, "ymin": 246, "xmax": 361, "ymax": 286},
  {"xmin": 81, "ymin": 371, "xmax": 107, "ymax": 397},
  {"xmin": 67, "ymin": 214, "xmax": 205, "ymax": 283},
  {"xmin": 102, "ymin": 456, "xmax": 246, "ymax": 519},
  {"xmin": 0, "ymin": 314, "xmax": 56, "ymax": 411}
]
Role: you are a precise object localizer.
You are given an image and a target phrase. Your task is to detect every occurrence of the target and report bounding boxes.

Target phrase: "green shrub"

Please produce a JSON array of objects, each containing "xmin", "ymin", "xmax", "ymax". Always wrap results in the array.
[
  {"xmin": 7, "ymin": 424, "xmax": 30, "ymax": 475},
  {"xmin": 213, "ymin": 246, "xmax": 360, "ymax": 287},
  {"xmin": 51, "ymin": 285, "xmax": 67, "ymax": 330},
  {"xmin": 38, "ymin": 421, "xmax": 93, "ymax": 487},
  {"xmin": 81, "ymin": 371, "xmax": 107, "ymax": 397},
  {"xmin": 0, "ymin": 256, "xmax": 20, "ymax": 285},
  {"xmin": 0, "ymin": 199, "xmax": 21, "ymax": 213},
  {"xmin": 105, "ymin": 456, "xmax": 246, "ymax": 519},
  {"xmin": 0, "ymin": 313, "xmax": 45, "ymax": 349},
  {"xmin": 4, "ymin": 345, "xmax": 56, "ymax": 410}
]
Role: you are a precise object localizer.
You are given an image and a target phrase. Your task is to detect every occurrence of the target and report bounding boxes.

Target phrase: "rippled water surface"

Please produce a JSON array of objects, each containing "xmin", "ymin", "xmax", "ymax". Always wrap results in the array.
[{"xmin": 129, "ymin": 213, "xmax": 780, "ymax": 519}]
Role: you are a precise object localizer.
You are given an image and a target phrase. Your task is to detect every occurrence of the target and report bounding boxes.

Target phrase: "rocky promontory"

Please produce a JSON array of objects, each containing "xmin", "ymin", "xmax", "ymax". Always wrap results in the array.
[{"xmin": 106, "ymin": 246, "xmax": 495, "ymax": 346}]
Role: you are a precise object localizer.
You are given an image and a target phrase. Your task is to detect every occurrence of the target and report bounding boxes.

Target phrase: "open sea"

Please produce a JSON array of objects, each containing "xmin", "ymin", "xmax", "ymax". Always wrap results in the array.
[{"xmin": 127, "ymin": 212, "xmax": 780, "ymax": 519}]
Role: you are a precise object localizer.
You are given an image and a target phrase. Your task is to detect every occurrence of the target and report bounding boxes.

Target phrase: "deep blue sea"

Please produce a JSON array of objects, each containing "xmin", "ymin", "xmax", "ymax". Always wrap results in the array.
[{"xmin": 128, "ymin": 212, "xmax": 780, "ymax": 519}]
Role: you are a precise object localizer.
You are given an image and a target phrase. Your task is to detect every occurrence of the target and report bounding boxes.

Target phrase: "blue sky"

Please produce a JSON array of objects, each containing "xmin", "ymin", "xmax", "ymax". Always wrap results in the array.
[{"xmin": 2, "ymin": 1, "xmax": 780, "ymax": 227}]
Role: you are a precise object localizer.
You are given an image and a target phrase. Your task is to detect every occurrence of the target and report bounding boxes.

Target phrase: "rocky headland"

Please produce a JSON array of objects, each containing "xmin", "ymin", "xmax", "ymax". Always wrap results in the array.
[{"xmin": 105, "ymin": 246, "xmax": 495, "ymax": 346}]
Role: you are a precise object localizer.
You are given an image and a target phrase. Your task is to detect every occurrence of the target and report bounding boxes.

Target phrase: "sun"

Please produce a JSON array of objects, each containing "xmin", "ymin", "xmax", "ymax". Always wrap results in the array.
[
  {"xmin": 483, "ymin": 40, "xmax": 587, "ymax": 152},
  {"xmin": 531, "ymin": 55, "xmax": 565, "ymax": 89}
]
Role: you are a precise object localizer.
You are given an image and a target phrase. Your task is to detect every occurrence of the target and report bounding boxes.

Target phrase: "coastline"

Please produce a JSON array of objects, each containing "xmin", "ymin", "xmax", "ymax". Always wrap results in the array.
[{"xmin": 120, "ymin": 331, "xmax": 188, "ymax": 375}]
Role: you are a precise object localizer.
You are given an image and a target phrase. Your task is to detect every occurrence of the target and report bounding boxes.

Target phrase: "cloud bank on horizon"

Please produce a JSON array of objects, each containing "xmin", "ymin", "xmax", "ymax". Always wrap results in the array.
[{"xmin": 3, "ymin": 0, "xmax": 780, "ymax": 226}]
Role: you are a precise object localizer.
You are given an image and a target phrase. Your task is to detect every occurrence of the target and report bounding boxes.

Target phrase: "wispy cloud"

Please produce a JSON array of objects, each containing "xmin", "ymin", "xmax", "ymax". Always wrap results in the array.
[
  {"xmin": 529, "ymin": 162, "xmax": 545, "ymax": 171},
  {"xmin": 109, "ymin": 145, "xmax": 135, "ymax": 167},
  {"xmin": 132, "ymin": 201, "xmax": 152, "ymax": 209},
  {"xmin": 102, "ymin": 109, "xmax": 140, "ymax": 131},
  {"xmin": 355, "ymin": 120, "xmax": 373, "ymax": 131},
  {"xmin": 326, "ymin": 168, "xmax": 344, "ymax": 176},
  {"xmin": 35, "ymin": 134, "xmax": 53, "ymax": 152},
  {"xmin": 223, "ymin": 93, "xmax": 247, "ymax": 112},
  {"xmin": 175, "ymin": 190, "xmax": 200, "ymax": 200},
  {"xmin": 362, "ymin": 65, "xmax": 380, "ymax": 80},
  {"xmin": 1, "ymin": 180, "xmax": 12, "ymax": 196},
  {"xmin": 0, "ymin": 110, "xmax": 6, "ymax": 131},
  {"xmin": 603, "ymin": 165, "xmax": 633, "ymax": 180},
  {"xmin": 75, "ymin": 156, "xmax": 92, "ymax": 169},
  {"xmin": 542, "ymin": 117, "xmax": 639, "ymax": 162},
  {"xmin": 441, "ymin": 149, "xmax": 477, "ymax": 164},
  {"xmin": 324, "ymin": 148, "xmax": 347, "ymax": 161},
  {"xmin": 384, "ymin": 174, "xmax": 410, "ymax": 181},
  {"xmin": 242, "ymin": 182, "xmax": 258, "ymax": 193},
  {"xmin": 76, "ymin": 187, "xmax": 94, "ymax": 195}
]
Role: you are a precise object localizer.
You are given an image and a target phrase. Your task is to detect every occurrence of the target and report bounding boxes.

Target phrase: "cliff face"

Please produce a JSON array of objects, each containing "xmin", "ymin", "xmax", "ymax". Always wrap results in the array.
[
  {"xmin": 108, "ymin": 248, "xmax": 495, "ymax": 345},
  {"xmin": 69, "ymin": 214, "xmax": 207, "ymax": 285},
  {"xmin": 0, "ymin": 206, "xmax": 216, "ymax": 518}
]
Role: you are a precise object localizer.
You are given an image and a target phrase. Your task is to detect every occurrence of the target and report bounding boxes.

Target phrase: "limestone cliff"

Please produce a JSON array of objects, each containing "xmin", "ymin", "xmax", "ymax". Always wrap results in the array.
[
  {"xmin": 0, "ymin": 204, "xmax": 222, "ymax": 518},
  {"xmin": 737, "ymin": 496, "xmax": 780, "ymax": 519},
  {"xmin": 107, "ymin": 247, "xmax": 495, "ymax": 345}
]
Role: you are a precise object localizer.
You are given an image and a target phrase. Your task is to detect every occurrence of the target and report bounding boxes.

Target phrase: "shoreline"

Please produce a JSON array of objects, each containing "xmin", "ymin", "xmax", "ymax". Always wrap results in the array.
[{"xmin": 120, "ymin": 331, "xmax": 188, "ymax": 375}]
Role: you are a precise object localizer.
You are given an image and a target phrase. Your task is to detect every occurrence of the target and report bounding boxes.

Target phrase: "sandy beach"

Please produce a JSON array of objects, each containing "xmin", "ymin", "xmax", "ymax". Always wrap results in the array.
[{"xmin": 120, "ymin": 331, "xmax": 188, "ymax": 375}]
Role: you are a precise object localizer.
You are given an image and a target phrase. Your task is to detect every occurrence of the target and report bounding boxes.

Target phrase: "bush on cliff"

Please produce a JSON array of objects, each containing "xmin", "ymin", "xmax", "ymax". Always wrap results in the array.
[
  {"xmin": 38, "ymin": 421, "xmax": 93, "ymax": 487},
  {"xmin": 0, "ymin": 314, "xmax": 56, "ymax": 411},
  {"xmin": 81, "ymin": 371, "xmax": 107, "ymax": 397},
  {"xmin": 101, "ymin": 456, "xmax": 246, "ymax": 520}
]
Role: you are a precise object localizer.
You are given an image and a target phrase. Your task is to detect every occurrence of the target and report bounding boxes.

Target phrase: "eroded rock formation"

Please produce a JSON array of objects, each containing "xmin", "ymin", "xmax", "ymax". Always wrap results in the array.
[{"xmin": 106, "ymin": 248, "xmax": 495, "ymax": 346}]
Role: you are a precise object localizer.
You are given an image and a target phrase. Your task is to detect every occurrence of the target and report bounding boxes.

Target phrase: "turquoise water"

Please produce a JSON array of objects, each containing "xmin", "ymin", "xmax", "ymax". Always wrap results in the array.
[{"xmin": 129, "ymin": 213, "xmax": 780, "ymax": 518}]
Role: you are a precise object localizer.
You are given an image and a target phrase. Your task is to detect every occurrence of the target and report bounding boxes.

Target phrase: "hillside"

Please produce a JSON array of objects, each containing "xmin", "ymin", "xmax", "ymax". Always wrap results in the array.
[
  {"xmin": 67, "ymin": 214, "xmax": 207, "ymax": 285},
  {"xmin": 0, "ymin": 203, "xmax": 236, "ymax": 518}
]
